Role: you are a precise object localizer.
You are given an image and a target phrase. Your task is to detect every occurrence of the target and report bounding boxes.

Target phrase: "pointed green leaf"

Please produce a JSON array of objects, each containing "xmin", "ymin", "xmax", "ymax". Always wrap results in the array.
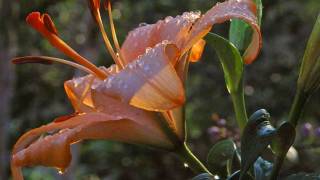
[
  {"xmin": 271, "ymin": 122, "xmax": 296, "ymax": 156},
  {"xmin": 205, "ymin": 33, "xmax": 243, "ymax": 93},
  {"xmin": 240, "ymin": 109, "xmax": 276, "ymax": 179},
  {"xmin": 229, "ymin": 0, "xmax": 263, "ymax": 53},
  {"xmin": 227, "ymin": 150, "xmax": 241, "ymax": 176},
  {"xmin": 207, "ymin": 139, "xmax": 238, "ymax": 178}
]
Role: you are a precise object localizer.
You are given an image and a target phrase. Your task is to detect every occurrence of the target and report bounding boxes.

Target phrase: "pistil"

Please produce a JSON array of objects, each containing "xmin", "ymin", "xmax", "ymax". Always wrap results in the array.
[{"xmin": 12, "ymin": 56, "xmax": 100, "ymax": 76}]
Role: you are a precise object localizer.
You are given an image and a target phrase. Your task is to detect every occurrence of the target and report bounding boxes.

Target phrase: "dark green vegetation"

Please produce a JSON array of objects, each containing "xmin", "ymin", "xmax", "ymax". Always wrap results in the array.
[{"xmin": 1, "ymin": 0, "xmax": 320, "ymax": 179}]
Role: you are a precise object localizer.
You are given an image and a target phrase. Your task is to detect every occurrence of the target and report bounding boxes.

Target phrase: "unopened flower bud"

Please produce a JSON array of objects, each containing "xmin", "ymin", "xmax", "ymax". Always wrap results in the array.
[{"xmin": 297, "ymin": 14, "xmax": 320, "ymax": 94}]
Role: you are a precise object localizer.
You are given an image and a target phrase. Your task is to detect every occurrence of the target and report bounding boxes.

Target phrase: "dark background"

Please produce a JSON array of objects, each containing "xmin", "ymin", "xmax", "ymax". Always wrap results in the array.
[{"xmin": 1, "ymin": 0, "xmax": 320, "ymax": 179}]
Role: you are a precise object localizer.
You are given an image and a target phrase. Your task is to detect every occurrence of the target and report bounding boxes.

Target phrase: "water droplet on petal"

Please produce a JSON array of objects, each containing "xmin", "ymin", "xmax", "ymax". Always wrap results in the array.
[
  {"xmin": 164, "ymin": 16, "xmax": 173, "ymax": 23},
  {"xmin": 145, "ymin": 47, "xmax": 152, "ymax": 53},
  {"xmin": 58, "ymin": 169, "xmax": 64, "ymax": 175},
  {"xmin": 139, "ymin": 22, "xmax": 148, "ymax": 27}
]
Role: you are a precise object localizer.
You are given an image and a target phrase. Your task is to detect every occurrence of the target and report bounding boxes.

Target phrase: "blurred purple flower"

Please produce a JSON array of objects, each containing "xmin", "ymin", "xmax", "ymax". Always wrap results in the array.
[
  {"xmin": 217, "ymin": 118, "xmax": 227, "ymax": 127},
  {"xmin": 314, "ymin": 127, "xmax": 320, "ymax": 137},
  {"xmin": 208, "ymin": 126, "xmax": 220, "ymax": 136},
  {"xmin": 300, "ymin": 122, "xmax": 313, "ymax": 137},
  {"xmin": 207, "ymin": 126, "xmax": 221, "ymax": 142}
]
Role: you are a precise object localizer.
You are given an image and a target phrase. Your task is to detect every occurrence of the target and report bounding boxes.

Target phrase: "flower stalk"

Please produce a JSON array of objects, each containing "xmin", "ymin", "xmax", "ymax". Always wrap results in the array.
[
  {"xmin": 288, "ymin": 90, "xmax": 309, "ymax": 127},
  {"xmin": 270, "ymin": 14, "xmax": 320, "ymax": 179},
  {"xmin": 231, "ymin": 79, "xmax": 248, "ymax": 132},
  {"xmin": 175, "ymin": 142, "xmax": 212, "ymax": 175}
]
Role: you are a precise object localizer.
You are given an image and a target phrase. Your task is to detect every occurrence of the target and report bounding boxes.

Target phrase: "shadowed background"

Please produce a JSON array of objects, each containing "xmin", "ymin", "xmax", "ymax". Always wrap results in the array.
[{"xmin": 1, "ymin": 0, "xmax": 320, "ymax": 179}]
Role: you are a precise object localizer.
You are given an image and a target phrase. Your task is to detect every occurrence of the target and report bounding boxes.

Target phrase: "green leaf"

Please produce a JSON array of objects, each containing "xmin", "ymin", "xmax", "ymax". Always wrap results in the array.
[
  {"xmin": 285, "ymin": 173, "xmax": 320, "ymax": 180},
  {"xmin": 229, "ymin": 20, "xmax": 252, "ymax": 54},
  {"xmin": 192, "ymin": 173, "xmax": 214, "ymax": 180},
  {"xmin": 207, "ymin": 139, "xmax": 238, "ymax": 178},
  {"xmin": 254, "ymin": 157, "xmax": 273, "ymax": 180},
  {"xmin": 240, "ymin": 109, "xmax": 276, "ymax": 179},
  {"xmin": 227, "ymin": 150, "xmax": 241, "ymax": 176},
  {"xmin": 229, "ymin": 0, "xmax": 263, "ymax": 53},
  {"xmin": 271, "ymin": 122, "xmax": 296, "ymax": 156},
  {"xmin": 205, "ymin": 33, "xmax": 243, "ymax": 93}
]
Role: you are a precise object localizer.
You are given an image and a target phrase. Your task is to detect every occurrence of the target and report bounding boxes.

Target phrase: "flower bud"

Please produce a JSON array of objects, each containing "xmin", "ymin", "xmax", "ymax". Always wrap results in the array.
[{"xmin": 297, "ymin": 14, "xmax": 320, "ymax": 94}]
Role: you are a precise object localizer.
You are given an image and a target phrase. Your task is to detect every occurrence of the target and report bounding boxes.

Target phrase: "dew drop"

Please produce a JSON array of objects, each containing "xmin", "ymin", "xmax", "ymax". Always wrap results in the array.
[
  {"xmin": 145, "ymin": 47, "xmax": 152, "ymax": 53},
  {"xmin": 105, "ymin": 77, "xmax": 114, "ymax": 88},
  {"xmin": 139, "ymin": 22, "xmax": 148, "ymax": 27},
  {"xmin": 58, "ymin": 169, "xmax": 64, "ymax": 175},
  {"xmin": 128, "ymin": 63, "xmax": 134, "ymax": 69},
  {"xmin": 137, "ymin": 59, "xmax": 144, "ymax": 67},
  {"xmin": 162, "ymin": 40, "xmax": 169, "ymax": 44},
  {"xmin": 164, "ymin": 16, "xmax": 173, "ymax": 23}
]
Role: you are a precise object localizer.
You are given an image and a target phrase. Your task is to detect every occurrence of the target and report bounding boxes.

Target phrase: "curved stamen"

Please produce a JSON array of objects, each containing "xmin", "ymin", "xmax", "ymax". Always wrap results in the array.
[
  {"xmin": 26, "ymin": 12, "xmax": 107, "ymax": 80},
  {"xmin": 88, "ymin": 0, "xmax": 124, "ymax": 68},
  {"xmin": 12, "ymin": 56, "xmax": 106, "ymax": 76},
  {"xmin": 105, "ymin": 0, "xmax": 126, "ymax": 66}
]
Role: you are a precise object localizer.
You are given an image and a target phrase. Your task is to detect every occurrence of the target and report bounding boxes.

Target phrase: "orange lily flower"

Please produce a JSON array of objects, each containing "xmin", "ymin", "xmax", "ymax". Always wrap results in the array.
[{"xmin": 11, "ymin": 0, "xmax": 261, "ymax": 179}]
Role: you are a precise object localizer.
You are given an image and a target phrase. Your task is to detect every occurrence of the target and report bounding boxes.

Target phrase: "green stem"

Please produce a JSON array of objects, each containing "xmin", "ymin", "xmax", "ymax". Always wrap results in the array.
[
  {"xmin": 288, "ymin": 90, "xmax": 309, "ymax": 126},
  {"xmin": 230, "ymin": 84, "xmax": 248, "ymax": 132},
  {"xmin": 269, "ymin": 155, "xmax": 285, "ymax": 180},
  {"xmin": 269, "ymin": 90, "xmax": 309, "ymax": 179},
  {"xmin": 175, "ymin": 143, "xmax": 212, "ymax": 175}
]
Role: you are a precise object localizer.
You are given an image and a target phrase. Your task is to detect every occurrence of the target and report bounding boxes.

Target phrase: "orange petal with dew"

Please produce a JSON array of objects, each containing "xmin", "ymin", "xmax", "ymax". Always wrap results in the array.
[
  {"xmin": 156, "ymin": 12, "xmax": 201, "ymax": 51},
  {"xmin": 11, "ymin": 112, "xmax": 173, "ymax": 179},
  {"xmin": 64, "ymin": 76, "xmax": 96, "ymax": 113},
  {"xmin": 96, "ymin": 42, "xmax": 185, "ymax": 112},
  {"xmin": 121, "ymin": 23, "xmax": 160, "ymax": 65},
  {"xmin": 121, "ymin": 12, "xmax": 201, "ymax": 64},
  {"xmin": 185, "ymin": 0, "xmax": 262, "ymax": 64},
  {"xmin": 63, "ymin": 66, "xmax": 119, "ymax": 113},
  {"xmin": 91, "ymin": 90, "xmax": 165, "ymax": 133},
  {"xmin": 189, "ymin": 39, "xmax": 206, "ymax": 62}
]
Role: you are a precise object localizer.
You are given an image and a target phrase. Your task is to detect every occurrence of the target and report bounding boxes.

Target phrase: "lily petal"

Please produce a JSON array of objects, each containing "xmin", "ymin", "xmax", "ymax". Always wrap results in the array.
[
  {"xmin": 121, "ymin": 24, "xmax": 159, "ymax": 65},
  {"xmin": 186, "ymin": 0, "xmax": 261, "ymax": 64},
  {"xmin": 189, "ymin": 39, "xmax": 206, "ymax": 62},
  {"xmin": 91, "ymin": 89, "xmax": 165, "ymax": 134},
  {"xmin": 121, "ymin": 12, "xmax": 201, "ymax": 64},
  {"xmin": 11, "ymin": 112, "xmax": 173, "ymax": 179},
  {"xmin": 96, "ymin": 42, "xmax": 185, "ymax": 112},
  {"xmin": 64, "ymin": 76, "xmax": 96, "ymax": 113},
  {"xmin": 64, "ymin": 66, "xmax": 118, "ymax": 113}
]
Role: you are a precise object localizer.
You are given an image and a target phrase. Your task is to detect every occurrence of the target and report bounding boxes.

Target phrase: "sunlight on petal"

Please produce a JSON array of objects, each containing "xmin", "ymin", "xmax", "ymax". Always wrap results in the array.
[
  {"xmin": 189, "ymin": 39, "xmax": 206, "ymax": 62},
  {"xmin": 186, "ymin": 0, "xmax": 261, "ymax": 64},
  {"xmin": 96, "ymin": 42, "xmax": 185, "ymax": 111},
  {"xmin": 121, "ymin": 12, "xmax": 201, "ymax": 64}
]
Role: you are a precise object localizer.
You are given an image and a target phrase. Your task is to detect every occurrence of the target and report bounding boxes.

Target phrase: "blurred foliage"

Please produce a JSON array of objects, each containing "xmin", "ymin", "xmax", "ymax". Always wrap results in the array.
[{"xmin": 2, "ymin": 0, "xmax": 320, "ymax": 179}]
